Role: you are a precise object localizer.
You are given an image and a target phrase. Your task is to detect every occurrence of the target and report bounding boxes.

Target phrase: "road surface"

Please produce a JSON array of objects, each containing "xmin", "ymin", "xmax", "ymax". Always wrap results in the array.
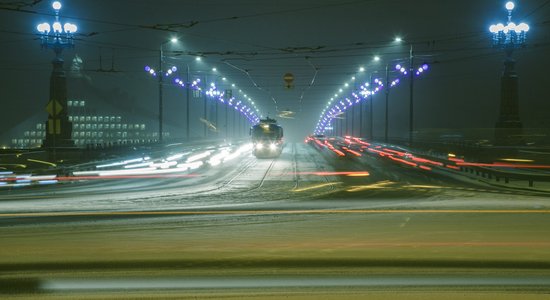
[{"xmin": 1, "ymin": 142, "xmax": 550, "ymax": 298}]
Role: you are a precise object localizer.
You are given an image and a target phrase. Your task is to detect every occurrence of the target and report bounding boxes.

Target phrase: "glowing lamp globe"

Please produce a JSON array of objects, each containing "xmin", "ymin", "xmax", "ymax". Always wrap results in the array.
[
  {"xmin": 37, "ymin": 23, "xmax": 51, "ymax": 33},
  {"xmin": 52, "ymin": 1, "xmax": 62, "ymax": 10},
  {"xmin": 518, "ymin": 23, "xmax": 530, "ymax": 32},
  {"xmin": 52, "ymin": 22, "xmax": 62, "ymax": 33}
]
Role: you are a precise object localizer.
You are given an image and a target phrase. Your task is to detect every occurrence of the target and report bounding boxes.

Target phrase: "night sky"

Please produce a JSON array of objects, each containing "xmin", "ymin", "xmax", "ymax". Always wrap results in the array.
[{"xmin": 0, "ymin": 0, "xmax": 549, "ymax": 143}]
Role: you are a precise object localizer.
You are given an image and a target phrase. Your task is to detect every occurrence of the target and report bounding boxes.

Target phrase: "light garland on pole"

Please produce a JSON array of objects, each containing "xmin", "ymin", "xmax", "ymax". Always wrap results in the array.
[
  {"xmin": 314, "ymin": 62, "xmax": 430, "ymax": 136},
  {"xmin": 144, "ymin": 64, "xmax": 261, "ymax": 125}
]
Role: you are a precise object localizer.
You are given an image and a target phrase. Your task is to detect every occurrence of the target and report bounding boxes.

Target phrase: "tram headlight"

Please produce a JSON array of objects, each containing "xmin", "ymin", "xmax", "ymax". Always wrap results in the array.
[
  {"xmin": 269, "ymin": 143, "xmax": 277, "ymax": 151},
  {"xmin": 256, "ymin": 143, "xmax": 264, "ymax": 150}
]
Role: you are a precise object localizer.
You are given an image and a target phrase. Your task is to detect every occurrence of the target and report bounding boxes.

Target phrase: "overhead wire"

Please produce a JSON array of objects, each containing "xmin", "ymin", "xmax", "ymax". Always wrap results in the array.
[
  {"xmin": 298, "ymin": 57, "xmax": 319, "ymax": 112},
  {"xmin": 3, "ymin": 0, "xmax": 548, "ymax": 121},
  {"xmin": 223, "ymin": 60, "xmax": 279, "ymax": 112},
  {"xmin": 524, "ymin": 0, "xmax": 550, "ymax": 19},
  {"xmin": 150, "ymin": 0, "xmax": 376, "ymax": 29}
]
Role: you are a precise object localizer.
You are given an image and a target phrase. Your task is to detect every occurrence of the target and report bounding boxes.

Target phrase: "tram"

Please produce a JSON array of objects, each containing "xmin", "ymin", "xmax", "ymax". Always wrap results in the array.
[{"xmin": 250, "ymin": 118, "xmax": 284, "ymax": 158}]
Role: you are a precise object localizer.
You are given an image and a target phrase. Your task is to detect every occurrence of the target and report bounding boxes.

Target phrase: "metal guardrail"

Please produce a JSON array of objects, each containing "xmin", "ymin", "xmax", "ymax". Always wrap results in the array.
[
  {"xmin": 458, "ymin": 166, "xmax": 550, "ymax": 188},
  {"xmin": 324, "ymin": 136, "xmax": 550, "ymax": 190},
  {"xmin": 398, "ymin": 142, "xmax": 550, "ymax": 189}
]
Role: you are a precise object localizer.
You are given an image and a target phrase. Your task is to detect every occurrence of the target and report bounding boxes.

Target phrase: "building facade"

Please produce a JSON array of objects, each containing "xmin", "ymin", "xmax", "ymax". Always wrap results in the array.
[{"xmin": 10, "ymin": 99, "xmax": 165, "ymax": 149}]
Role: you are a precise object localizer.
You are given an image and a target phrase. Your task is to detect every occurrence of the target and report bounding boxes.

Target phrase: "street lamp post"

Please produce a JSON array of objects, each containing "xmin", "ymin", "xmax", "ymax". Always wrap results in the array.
[
  {"xmin": 36, "ymin": 1, "xmax": 78, "ymax": 150},
  {"xmin": 225, "ymin": 92, "xmax": 229, "ymax": 139},
  {"xmin": 489, "ymin": 1, "xmax": 530, "ymax": 146},
  {"xmin": 357, "ymin": 67, "xmax": 365, "ymax": 137},
  {"xmin": 371, "ymin": 59, "xmax": 399, "ymax": 144},
  {"xmin": 215, "ymin": 90, "xmax": 219, "ymax": 138},
  {"xmin": 158, "ymin": 38, "xmax": 178, "ymax": 143},
  {"xmin": 384, "ymin": 63, "xmax": 390, "ymax": 143},
  {"xmin": 186, "ymin": 65, "xmax": 191, "ymax": 140},
  {"xmin": 391, "ymin": 37, "xmax": 416, "ymax": 145},
  {"xmin": 203, "ymin": 74, "xmax": 208, "ymax": 138},
  {"xmin": 409, "ymin": 45, "xmax": 414, "ymax": 146},
  {"xmin": 368, "ymin": 68, "xmax": 382, "ymax": 140},
  {"xmin": 371, "ymin": 56, "xmax": 382, "ymax": 141},
  {"xmin": 350, "ymin": 103, "xmax": 355, "ymax": 136},
  {"xmin": 369, "ymin": 73, "xmax": 375, "ymax": 140}
]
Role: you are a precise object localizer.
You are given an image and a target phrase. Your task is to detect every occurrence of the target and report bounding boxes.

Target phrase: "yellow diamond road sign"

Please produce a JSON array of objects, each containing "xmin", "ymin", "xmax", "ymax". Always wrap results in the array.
[{"xmin": 46, "ymin": 100, "xmax": 63, "ymax": 116}]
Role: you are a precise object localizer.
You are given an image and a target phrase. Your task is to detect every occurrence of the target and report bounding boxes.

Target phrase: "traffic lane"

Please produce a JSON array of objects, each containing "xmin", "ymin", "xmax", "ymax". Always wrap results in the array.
[
  {"xmin": 0, "ymin": 154, "xmax": 256, "ymax": 199},
  {"xmin": 1, "ymin": 142, "xmax": 547, "ymax": 217},
  {"xmin": 2, "ymin": 209, "xmax": 550, "ymax": 268},
  {"xmin": 0, "ymin": 156, "xmax": 264, "ymax": 213},
  {"xmin": 0, "ymin": 143, "xmax": 303, "ymax": 202},
  {"xmin": 0, "ymin": 141, "xmax": 478, "ymax": 201},
  {"xmin": 0, "ymin": 144, "xmax": 338, "ymax": 215},
  {"xmin": 310, "ymin": 140, "xmax": 468, "ymax": 187},
  {"xmin": 2, "ymin": 179, "xmax": 549, "ymax": 225},
  {"xmin": 319, "ymin": 146, "xmax": 549, "ymax": 199}
]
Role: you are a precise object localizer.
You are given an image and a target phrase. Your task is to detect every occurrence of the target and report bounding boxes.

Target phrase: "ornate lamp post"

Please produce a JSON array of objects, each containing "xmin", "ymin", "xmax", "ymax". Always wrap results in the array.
[
  {"xmin": 489, "ymin": 1, "xmax": 530, "ymax": 145},
  {"xmin": 36, "ymin": 1, "xmax": 78, "ymax": 149}
]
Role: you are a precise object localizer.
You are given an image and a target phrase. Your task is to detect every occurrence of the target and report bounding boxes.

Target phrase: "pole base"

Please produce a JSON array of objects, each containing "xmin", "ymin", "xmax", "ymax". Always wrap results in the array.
[{"xmin": 495, "ymin": 120, "xmax": 524, "ymax": 146}]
